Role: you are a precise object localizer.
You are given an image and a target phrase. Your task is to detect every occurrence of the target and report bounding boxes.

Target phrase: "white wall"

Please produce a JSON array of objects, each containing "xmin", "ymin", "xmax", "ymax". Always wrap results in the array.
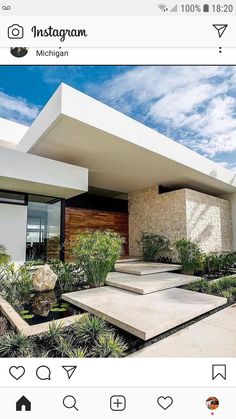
[{"xmin": 0, "ymin": 204, "xmax": 27, "ymax": 263}]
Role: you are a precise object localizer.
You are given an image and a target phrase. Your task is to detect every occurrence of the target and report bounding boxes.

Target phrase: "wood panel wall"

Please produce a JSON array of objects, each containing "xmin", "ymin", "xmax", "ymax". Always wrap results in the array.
[{"xmin": 65, "ymin": 207, "xmax": 129, "ymax": 260}]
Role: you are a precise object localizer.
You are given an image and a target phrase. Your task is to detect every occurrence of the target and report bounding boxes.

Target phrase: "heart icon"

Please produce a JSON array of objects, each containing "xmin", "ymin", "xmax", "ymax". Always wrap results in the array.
[
  {"xmin": 157, "ymin": 396, "xmax": 173, "ymax": 410},
  {"xmin": 9, "ymin": 366, "xmax": 25, "ymax": 380}
]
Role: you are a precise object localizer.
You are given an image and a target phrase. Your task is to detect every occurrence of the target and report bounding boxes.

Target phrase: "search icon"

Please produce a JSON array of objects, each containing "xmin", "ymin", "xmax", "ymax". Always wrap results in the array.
[{"xmin": 63, "ymin": 395, "xmax": 78, "ymax": 411}]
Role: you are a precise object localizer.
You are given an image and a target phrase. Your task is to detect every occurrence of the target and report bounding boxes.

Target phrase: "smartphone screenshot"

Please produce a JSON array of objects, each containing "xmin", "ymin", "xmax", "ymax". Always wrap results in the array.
[{"xmin": 0, "ymin": 0, "xmax": 235, "ymax": 417}]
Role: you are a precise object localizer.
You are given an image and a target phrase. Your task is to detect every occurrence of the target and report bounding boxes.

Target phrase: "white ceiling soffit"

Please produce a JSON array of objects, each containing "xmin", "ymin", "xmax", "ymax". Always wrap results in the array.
[{"xmin": 17, "ymin": 83, "xmax": 236, "ymax": 196}]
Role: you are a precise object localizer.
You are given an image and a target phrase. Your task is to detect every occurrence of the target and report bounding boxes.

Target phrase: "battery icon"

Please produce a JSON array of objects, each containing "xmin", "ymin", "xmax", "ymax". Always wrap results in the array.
[{"xmin": 203, "ymin": 4, "xmax": 209, "ymax": 12}]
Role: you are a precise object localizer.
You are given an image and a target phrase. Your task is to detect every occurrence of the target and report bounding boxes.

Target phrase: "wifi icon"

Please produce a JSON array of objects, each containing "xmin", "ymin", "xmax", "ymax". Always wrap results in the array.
[{"xmin": 158, "ymin": 4, "xmax": 168, "ymax": 12}]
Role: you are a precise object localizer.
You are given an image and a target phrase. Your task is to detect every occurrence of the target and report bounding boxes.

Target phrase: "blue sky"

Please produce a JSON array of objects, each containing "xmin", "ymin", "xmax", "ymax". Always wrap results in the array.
[{"xmin": 0, "ymin": 65, "xmax": 236, "ymax": 172}]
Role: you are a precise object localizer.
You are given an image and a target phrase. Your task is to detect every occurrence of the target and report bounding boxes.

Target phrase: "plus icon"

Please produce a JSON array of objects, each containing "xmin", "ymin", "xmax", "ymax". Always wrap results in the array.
[{"xmin": 110, "ymin": 395, "xmax": 126, "ymax": 411}]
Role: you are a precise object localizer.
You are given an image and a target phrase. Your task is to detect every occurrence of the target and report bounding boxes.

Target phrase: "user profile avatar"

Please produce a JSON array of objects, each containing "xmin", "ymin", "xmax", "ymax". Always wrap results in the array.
[
  {"xmin": 10, "ymin": 47, "xmax": 29, "ymax": 58},
  {"xmin": 206, "ymin": 397, "xmax": 219, "ymax": 411}
]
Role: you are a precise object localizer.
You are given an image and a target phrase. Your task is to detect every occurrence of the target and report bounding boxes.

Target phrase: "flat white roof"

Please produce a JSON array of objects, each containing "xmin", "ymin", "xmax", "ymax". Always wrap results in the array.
[
  {"xmin": 0, "ymin": 147, "xmax": 88, "ymax": 199},
  {"xmin": 17, "ymin": 83, "xmax": 236, "ymax": 196},
  {"xmin": 0, "ymin": 117, "xmax": 28, "ymax": 149}
]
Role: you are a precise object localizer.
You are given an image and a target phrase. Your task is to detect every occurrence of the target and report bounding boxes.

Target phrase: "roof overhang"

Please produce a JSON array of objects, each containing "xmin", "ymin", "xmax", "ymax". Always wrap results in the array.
[
  {"xmin": 0, "ymin": 147, "xmax": 88, "ymax": 199},
  {"xmin": 17, "ymin": 83, "xmax": 236, "ymax": 196}
]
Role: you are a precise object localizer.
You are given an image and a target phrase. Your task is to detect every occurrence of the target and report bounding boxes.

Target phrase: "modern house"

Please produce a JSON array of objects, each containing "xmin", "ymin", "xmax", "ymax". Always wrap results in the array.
[{"xmin": 1, "ymin": 82, "xmax": 236, "ymax": 263}]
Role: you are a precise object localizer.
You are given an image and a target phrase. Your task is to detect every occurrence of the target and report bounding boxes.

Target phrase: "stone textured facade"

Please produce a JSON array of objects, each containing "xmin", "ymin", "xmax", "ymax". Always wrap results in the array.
[
  {"xmin": 185, "ymin": 189, "xmax": 232, "ymax": 253},
  {"xmin": 128, "ymin": 186, "xmax": 232, "ymax": 256}
]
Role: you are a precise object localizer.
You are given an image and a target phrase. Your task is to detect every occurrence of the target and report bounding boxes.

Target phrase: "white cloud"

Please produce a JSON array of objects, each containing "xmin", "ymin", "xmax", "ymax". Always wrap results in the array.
[
  {"xmin": 93, "ymin": 66, "xmax": 236, "ymax": 160},
  {"xmin": 0, "ymin": 91, "xmax": 39, "ymax": 125}
]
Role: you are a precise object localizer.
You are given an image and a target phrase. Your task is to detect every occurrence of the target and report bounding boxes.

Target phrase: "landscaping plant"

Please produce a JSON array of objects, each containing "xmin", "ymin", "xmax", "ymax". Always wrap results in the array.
[
  {"xmin": 72, "ymin": 314, "xmax": 112, "ymax": 346},
  {"xmin": 175, "ymin": 239, "xmax": 203, "ymax": 275},
  {"xmin": 0, "ymin": 331, "xmax": 34, "ymax": 357},
  {"xmin": 50, "ymin": 259, "xmax": 85, "ymax": 293},
  {"xmin": 90, "ymin": 334, "xmax": 127, "ymax": 358},
  {"xmin": 139, "ymin": 233, "xmax": 170, "ymax": 262},
  {"xmin": 0, "ymin": 315, "xmax": 127, "ymax": 358},
  {"xmin": 0, "ymin": 245, "xmax": 10, "ymax": 266},
  {"xmin": 0, "ymin": 263, "xmax": 33, "ymax": 307},
  {"xmin": 72, "ymin": 230, "xmax": 124, "ymax": 287},
  {"xmin": 186, "ymin": 275, "xmax": 236, "ymax": 302}
]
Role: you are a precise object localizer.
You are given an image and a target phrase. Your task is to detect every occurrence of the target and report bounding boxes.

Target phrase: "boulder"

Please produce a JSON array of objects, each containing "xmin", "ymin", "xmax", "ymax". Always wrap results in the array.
[
  {"xmin": 32, "ymin": 291, "xmax": 57, "ymax": 317},
  {"xmin": 32, "ymin": 264, "xmax": 57, "ymax": 292}
]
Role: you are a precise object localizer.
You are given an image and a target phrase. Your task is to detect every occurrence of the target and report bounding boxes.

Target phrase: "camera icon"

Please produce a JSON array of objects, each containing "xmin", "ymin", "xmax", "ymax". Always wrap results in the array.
[{"xmin": 8, "ymin": 24, "xmax": 24, "ymax": 39}]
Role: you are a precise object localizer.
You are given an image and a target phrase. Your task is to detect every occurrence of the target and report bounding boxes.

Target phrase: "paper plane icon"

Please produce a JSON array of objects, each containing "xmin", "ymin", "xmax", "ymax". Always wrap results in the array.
[
  {"xmin": 62, "ymin": 365, "xmax": 77, "ymax": 379},
  {"xmin": 213, "ymin": 24, "xmax": 228, "ymax": 38}
]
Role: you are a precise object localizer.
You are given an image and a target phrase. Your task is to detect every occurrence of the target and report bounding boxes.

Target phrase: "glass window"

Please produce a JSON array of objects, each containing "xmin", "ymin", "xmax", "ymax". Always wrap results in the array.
[
  {"xmin": 0, "ymin": 190, "xmax": 26, "ymax": 204},
  {"xmin": 26, "ymin": 195, "xmax": 61, "ymax": 261}
]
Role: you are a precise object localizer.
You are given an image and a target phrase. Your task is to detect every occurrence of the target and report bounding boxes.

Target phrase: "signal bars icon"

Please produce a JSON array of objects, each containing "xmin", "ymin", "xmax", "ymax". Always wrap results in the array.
[{"xmin": 170, "ymin": 5, "xmax": 178, "ymax": 12}]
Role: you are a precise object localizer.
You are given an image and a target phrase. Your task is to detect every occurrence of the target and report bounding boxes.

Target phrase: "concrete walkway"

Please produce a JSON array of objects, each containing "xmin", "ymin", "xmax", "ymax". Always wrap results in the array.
[{"xmin": 128, "ymin": 304, "xmax": 236, "ymax": 357}]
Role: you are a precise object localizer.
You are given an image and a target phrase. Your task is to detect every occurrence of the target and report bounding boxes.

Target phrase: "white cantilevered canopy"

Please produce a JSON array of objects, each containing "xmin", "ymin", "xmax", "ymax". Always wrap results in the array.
[
  {"xmin": 17, "ymin": 83, "xmax": 236, "ymax": 196},
  {"xmin": 0, "ymin": 147, "xmax": 88, "ymax": 199}
]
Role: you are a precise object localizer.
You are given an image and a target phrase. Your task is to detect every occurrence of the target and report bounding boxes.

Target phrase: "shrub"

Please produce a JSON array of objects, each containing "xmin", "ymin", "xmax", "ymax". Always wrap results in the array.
[
  {"xmin": 186, "ymin": 278, "xmax": 209, "ymax": 293},
  {"xmin": 72, "ymin": 314, "xmax": 112, "ymax": 346},
  {"xmin": 208, "ymin": 276, "xmax": 236, "ymax": 295},
  {"xmin": 65, "ymin": 347, "xmax": 87, "ymax": 358},
  {"xmin": 72, "ymin": 230, "xmax": 124, "ymax": 287},
  {"xmin": 186, "ymin": 276, "xmax": 236, "ymax": 302},
  {"xmin": 0, "ymin": 331, "xmax": 34, "ymax": 357},
  {"xmin": 139, "ymin": 233, "xmax": 170, "ymax": 262},
  {"xmin": 50, "ymin": 259, "xmax": 84, "ymax": 293},
  {"xmin": 0, "ymin": 263, "xmax": 33, "ymax": 307},
  {"xmin": 0, "ymin": 245, "xmax": 10, "ymax": 266},
  {"xmin": 174, "ymin": 239, "xmax": 203, "ymax": 275},
  {"xmin": 204, "ymin": 253, "xmax": 236, "ymax": 275},
  {"xmin": 90, "ymin": 334, "xmax": 127, "ymax": 358}
]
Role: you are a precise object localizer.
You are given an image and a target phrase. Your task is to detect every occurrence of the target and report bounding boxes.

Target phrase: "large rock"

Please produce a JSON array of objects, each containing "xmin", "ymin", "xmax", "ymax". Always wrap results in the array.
[
  {"xmin": 32, "ymin": 291, "xmax": 57, "ymax": 317},
  {"xmin": 32, "ymin": 264, "xmax": 57, "ymax": 292}
]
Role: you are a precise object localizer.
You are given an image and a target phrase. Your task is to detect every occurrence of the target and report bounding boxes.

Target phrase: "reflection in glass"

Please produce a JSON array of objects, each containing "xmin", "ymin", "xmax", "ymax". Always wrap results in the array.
[{"xmin": 26, "ymin": 196, "xmax": 61, "ymax": 261}]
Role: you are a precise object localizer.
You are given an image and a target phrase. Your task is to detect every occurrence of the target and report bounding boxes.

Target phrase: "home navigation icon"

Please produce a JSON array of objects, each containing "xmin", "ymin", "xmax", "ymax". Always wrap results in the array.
[{"xmin": 16, "ymin": 396, "xmax": 31, "ymax": 412}]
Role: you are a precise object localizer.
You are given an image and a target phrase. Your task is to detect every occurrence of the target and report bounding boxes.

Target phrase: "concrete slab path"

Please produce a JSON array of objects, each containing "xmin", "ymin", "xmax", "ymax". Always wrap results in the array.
[
  {"xmin": 62, "ymin": 287, "xmax": 226, "ymax": 340},
  {"xmin": 114, "ymin": 261, "xmax": 181, "ymax": 276},
  {"xmin": 106, "ymin": 271, "xmax": 199, "ymax": 294},
  {"xmin": 128, "ymin": 304, "xmax": 236, "ymax": 357}
]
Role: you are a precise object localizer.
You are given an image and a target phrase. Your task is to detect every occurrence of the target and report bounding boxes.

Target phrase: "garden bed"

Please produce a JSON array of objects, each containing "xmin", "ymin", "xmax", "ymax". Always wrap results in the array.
[{"xmin": 0, "ymin": 294, "xmax": 85, "ymax": 336}]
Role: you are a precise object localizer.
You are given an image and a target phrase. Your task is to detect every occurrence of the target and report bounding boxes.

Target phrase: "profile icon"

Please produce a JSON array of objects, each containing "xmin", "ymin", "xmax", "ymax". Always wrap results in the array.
[
  {"xmin": 10, "ymin": 47, "xmax": 28, "ymax": 58},
  {"xmin": 206, "ymin": 397, "xmax": 219, "ymax": 411}
]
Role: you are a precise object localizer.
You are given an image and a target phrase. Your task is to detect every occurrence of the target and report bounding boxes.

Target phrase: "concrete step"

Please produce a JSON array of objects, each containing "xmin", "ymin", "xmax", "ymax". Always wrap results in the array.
[
  {"xmin": 114, "ymin": 261, "xmax": 181, "ymax": 276},
  {"xmin": 106, "ymin": 271, "xmax": 200, "ymax": 294},
  {"xmin": 117, "ymin": 257, "xmax": 141, "ymax": 263},
  {"xmin": 62, "ymin": 287, "xmax": 227, "ymax": 341}
]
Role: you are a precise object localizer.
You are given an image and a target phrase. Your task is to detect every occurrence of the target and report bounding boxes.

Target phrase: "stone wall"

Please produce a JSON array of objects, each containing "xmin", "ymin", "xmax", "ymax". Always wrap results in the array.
[
  {"xmin": 185, "ymin": 189, "xmax": 232, "ymax": 253},
  {"xmin": 128, "ymin": 186, "xmax": 232, "ymax": 256},
  {"xmin": 128, "ymin": 187, "xmax": 187, "ymax": 256}
]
